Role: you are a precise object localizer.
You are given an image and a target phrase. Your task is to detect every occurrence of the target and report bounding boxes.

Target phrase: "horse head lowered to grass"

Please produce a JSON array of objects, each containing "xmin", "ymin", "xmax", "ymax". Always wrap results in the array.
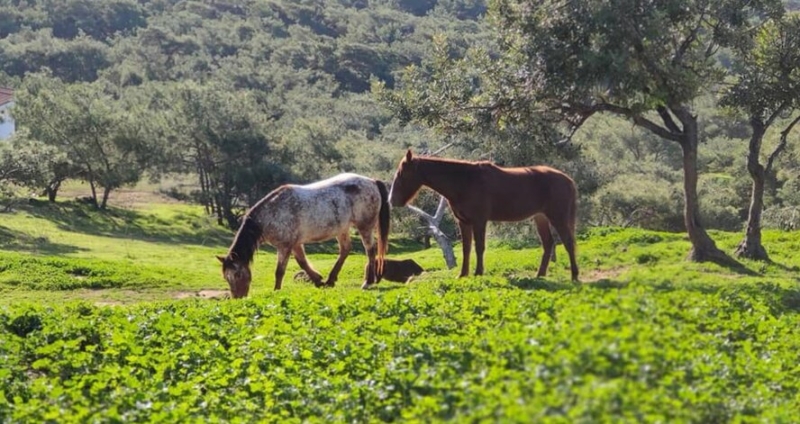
[
  {"xmin": 389, "ymin": 149, "xmax": 579, "ymax": 281},
  {"xmin": 217, "ymin": 173, "xmax": 390, "ymax": 298}
]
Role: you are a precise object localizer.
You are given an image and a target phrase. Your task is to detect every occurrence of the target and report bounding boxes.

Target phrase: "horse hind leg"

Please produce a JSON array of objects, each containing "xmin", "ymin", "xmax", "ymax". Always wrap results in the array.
[
  {"xmin": 293, "ymin": 244, "xmax": 324, "ymax": 287},
  {"xmin": 274, "ymin": 247, "xmax": 292, "ymax": 291},
  {"xmin": 357, "ymin": 226, "xmax": 378, "ymax": 289},
  {"xmin": 551, "ymin": 219, "xmax": 579, "ymax": 282},
  {"xmin": 534, "ymin": 215, "xmax": 556, "ymax": 278},
  {"xmin": 473, "ymin": 220, "xmax": 487, "ymax": 276},
  {"xmin": 325, "ymin": 231, "xmax": 352, "ymax": 287},
  {"xmin": 457, "ymin": 220, "xmax": 473, "ymax": 278}
]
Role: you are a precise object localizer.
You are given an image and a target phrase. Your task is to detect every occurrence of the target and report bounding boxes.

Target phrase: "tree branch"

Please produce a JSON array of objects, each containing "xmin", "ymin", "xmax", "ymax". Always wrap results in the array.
[
  {"xmin": 406, "ymin": 204, "xmax": 433, "ymax": 221},
  {"xmin": 432, "ymin": 196, "xmax": 448, "ymax": 224},
  {"xmin": 657, "ymin": 106, "xmax": 682, "ymax": 133},
  {"xmin": 673, "ymin": 10, "xmax": 706, "ymax": 65},
  {"xmin": 766, "ymin": 113, "xmax": 800, "ymax": 174},
  {"xmin": 583, "ymin": 103, "xmax": 684, "ymax": 142},
  {"xmin": 764, "ymin": 102, "xmax": 790, "ymax": 128}
]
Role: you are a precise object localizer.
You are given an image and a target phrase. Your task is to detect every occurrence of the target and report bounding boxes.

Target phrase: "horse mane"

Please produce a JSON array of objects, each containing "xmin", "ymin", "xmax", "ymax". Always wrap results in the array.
[
  {"xmin": 416, "ymin": 155, "xmax": 496, "ymax": 167},
  {"xmin": 227, "ymin": 214, "xmax": 263, "ymax": 264}
]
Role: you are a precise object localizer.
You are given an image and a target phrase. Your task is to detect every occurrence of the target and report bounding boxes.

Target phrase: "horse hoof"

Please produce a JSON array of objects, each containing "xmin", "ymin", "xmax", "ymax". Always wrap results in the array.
[{"xmin": 361, "ymin": 281, "xmax": 373, "ymax": 290}]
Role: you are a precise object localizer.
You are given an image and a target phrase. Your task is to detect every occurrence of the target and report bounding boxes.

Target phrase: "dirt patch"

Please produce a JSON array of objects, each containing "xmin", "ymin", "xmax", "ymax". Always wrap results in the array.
[
  {"xmin": 57, "ymin": 186, "xmax": 188, "ymax": 211},
  {"xmin": 94, "ymin": 301, "xmax": 124, "ymax": 307},
  {"xmin": 583, "ymin": 267, "xmax": 628, "ymax": 282},
  {"xmin": 106, "ymin": 189, "xmax": 183, "ymax": 210},
  {"xmin": 173, "ymin": 289, "xmax": 229, "ymax": 300}
]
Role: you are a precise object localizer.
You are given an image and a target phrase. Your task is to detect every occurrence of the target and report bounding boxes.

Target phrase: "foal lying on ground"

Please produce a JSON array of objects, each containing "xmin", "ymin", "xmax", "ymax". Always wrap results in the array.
[
  {"xmin": 218, "ymin": 173, "xmax": 390, "ymax": 298},
  {"xmin": 295, "ymin": 258, "xmax": 425, "ymax": 285},
  {"xmin": 377, "ymin": 258, "xmax": 424, "ymax": 283}
]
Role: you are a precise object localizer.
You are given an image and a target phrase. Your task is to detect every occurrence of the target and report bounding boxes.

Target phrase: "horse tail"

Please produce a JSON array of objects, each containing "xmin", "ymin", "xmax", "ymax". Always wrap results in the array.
[
  {"xmin": 375, "ymin": 179, "xmax": 391, "ymax": 275},
  {"xmin": 567, "ymin": 177, "xmax": 578, "ymax": 237}
]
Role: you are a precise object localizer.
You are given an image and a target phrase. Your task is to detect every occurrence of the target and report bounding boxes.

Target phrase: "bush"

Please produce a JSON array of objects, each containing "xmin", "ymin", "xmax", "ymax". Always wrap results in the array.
[{"xmin": 590, "ymin": 174, "xmax": 684, "ymax": 231}]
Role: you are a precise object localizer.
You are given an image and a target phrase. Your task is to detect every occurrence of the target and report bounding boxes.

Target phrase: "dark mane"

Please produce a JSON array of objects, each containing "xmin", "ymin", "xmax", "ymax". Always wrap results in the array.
[
  {"xmin": 416, "ymin": 155, "xmax": 498, "ymax": 169},
  {"xmin": 414, "ymin": 156, "xmax": 498, "ymax": 180},
  {"xmin": 417, "ymin": 155, "xmax": 492, "ymax": 165},
  {"xmin": 227, "ymin": 214, "xmax": 263, "ymax": 264}
]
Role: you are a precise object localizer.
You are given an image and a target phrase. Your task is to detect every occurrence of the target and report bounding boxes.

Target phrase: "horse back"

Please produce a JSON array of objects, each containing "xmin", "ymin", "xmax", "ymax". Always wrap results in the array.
[
  {"xmin": 259, "ymin": 174, "xmax": 381, "ymax": 244},
  {"xmin": 484, "ymin": 165, "xmax": 576, "ymax": 222}
]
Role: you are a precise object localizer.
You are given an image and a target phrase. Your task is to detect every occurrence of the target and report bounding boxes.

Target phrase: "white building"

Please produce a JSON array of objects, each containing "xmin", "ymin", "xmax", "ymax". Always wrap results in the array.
[{"xmin": 0, "ymin": 87, "xmax": 14, "ymax": 140}]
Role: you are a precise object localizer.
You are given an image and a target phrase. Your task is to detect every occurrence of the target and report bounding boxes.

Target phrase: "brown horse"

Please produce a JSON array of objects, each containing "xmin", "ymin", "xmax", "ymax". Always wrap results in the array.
[
  {"xmin": 389, "ymin": 150, "xmax": 579, "ymax": 281},
  {"xmin": 217, "ymin": 173, "xmax": 390, "ymax": 298}
]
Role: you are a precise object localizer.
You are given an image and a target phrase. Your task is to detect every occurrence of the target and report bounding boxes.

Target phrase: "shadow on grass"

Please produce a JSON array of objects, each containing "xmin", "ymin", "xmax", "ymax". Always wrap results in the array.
[
  {"xmin": 507, "ymin": 276, "xmax": 629, "ymax": 291},
  {"xmin": 0, "ymin": 225, "xmax": 89, "ymax": 255},
  {"xmin": 289, "ymin": 235, "xmax": 429, "ymax": 256},
  {"xmin": 18, "ymin": 201, "xmax": 231, "ymax": 247},
  {"xmin": 370, "ymin": 282, "xmax": 409, "ymax": 293},
  {"xmin": 765, "ymin": 259, "xmax": 800, "ymax": 273},
  {"xmin": 651, "ymin": 280, "xmax": 800, "ymax": 314},
  {"xmin": 16, "ymin": 200, "xmax": 432, "ymax": 254}
]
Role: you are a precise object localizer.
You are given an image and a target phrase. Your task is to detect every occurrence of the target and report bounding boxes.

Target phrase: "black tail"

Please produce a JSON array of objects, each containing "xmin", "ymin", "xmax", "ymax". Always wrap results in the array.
[{"xmin": 375, "ymin": 179, "xmax": 390, "ymax": 275}]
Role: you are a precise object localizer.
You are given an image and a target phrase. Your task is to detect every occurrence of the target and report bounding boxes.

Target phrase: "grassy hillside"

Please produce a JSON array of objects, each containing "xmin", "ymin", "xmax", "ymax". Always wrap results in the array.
[{"xmin": 1, "ymin": 192, "xmax": 800, "ymax": 421}]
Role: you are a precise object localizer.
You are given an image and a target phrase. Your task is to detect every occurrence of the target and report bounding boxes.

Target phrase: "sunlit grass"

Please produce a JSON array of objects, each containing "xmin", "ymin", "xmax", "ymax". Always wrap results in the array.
[{"xmin": 1, "ymin": 195, "xmax": 799, "ymax": 306}]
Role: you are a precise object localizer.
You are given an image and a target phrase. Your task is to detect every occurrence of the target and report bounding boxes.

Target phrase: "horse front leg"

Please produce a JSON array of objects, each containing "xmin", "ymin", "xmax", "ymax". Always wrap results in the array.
[
  {"xmin": 325, "ymin": 231, "xmax": 352, "ymax": 287},
  {"xmin": 357, "ymin": 227, "xmax": 378, "ymax": 289},
  {"xmin": 534, "ymin": 215, "xmax": 555, "ymax": 278},
  {"xmin": 274, "ymin": 247, "xmax": 291, "ymax": 291},
  {"xmin": 293, "ymin": 244, "xmax": 324, "ymax": 287},
  {"xmin": 457, "ymin": 220, "xmax": 473, "ymax": 278},
  {"xmin": 473, "ymin": 220, "xmax": 487, "ymax": 276}
]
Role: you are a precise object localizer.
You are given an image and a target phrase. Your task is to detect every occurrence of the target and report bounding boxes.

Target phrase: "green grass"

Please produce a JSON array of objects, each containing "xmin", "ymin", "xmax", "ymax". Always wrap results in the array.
[{"xmin": 1, "ymin": 194, "xmax": 800, "ymax": 421}]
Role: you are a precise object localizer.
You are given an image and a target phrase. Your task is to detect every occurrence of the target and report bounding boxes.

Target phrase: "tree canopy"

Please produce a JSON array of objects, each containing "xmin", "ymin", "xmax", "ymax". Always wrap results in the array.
[{"xmin": 2, "ymin": 0, "xmax": 800, "ymax": 249}]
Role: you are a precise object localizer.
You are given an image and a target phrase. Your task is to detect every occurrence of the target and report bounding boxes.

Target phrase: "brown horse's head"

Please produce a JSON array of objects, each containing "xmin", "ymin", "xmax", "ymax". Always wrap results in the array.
[
  {"xmin": 217, "ymin": 255, "xmax": 252, "ymax": 298},
  {"xmin": 389, "ymin": 149, "xmax": 424, "ymax": 207}
]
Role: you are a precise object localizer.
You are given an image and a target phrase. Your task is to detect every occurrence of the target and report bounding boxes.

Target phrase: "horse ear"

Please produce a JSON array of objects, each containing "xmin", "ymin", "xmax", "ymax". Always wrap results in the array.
[
  {"xmin": 405, "ymin": 149, "xmax": 413, "ymax": 162},
  {"xmin": 216, "ymin": 255, "xmax": 226, "ymax": 264}
]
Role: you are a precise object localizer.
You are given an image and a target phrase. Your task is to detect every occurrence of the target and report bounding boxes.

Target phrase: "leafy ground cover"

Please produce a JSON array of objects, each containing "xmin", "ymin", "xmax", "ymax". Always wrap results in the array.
[{"xmin": 1, "ymin": 195, "xmax": 800, "ymax": 421}]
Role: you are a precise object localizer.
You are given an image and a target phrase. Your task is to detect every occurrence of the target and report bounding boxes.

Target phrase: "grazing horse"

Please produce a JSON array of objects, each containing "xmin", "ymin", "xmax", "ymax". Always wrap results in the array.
[
  {"xmin": 389, "ymin": 150, "xmax": 579, "ymax": 281},
  {"xmin": 217, "ymin": 173, "xmax": 390, "ymax": 298}
]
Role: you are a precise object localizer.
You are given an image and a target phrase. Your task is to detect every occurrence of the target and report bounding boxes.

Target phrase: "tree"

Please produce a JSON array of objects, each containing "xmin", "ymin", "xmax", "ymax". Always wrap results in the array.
[
  {"xmin": 4, "ymin": 134, "xmax": 82, "ymax": 202},
  {"xmin": 162, "ymin": 81, "xmax": 290, "ymax": 228},
  {"xmin": 13, "ymin": 73, "xmax": 159, "ymax": 208},
  {"xmin": 377, "ymin": 0, "xmax": 785, "ymax": 265},
  {"xmin": 722, "ymin": 14, "xmax": 800, "ymax": 260}
]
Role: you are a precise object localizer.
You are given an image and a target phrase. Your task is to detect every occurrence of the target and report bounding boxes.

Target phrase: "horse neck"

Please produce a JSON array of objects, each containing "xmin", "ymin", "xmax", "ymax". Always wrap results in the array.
[
  {"xmin": 416, "ymin": 158, "xmax": 477, "ymax": 200},
  {"xmin": 228, "ymin": 214, "xmax": 263, "ymax": 263}
]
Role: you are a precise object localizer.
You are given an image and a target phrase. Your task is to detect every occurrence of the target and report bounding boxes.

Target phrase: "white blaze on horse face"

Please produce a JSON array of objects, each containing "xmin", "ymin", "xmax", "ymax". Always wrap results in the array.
[
  {"xmin": 388, "ymin": 169, "xmax": 401, "ymax": 207},
  {"xmin": 223, "ymin": 262, "xmax": 251, "ymax": 298}
]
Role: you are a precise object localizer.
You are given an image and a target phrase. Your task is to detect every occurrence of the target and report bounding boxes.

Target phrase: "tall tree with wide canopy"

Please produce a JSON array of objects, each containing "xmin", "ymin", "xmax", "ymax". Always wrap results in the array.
[
  {"xmin": 721, "ymin": 14, "xmax": 800, "ymax": 260},
  {"xmin": 377, "ymin": 0, "xmax": 785, "ymax": 264}
]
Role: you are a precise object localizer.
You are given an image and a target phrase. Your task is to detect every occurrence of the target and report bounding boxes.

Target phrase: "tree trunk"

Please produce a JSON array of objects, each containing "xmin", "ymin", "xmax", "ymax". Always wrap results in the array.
[
  {"xmin": 100, "ymin": 186, "xmax": 112, "ymax": 209},
  {"xmin": 88, "ymin": 177, "xmax": 99, "ymax": 208},
  {"xmin": 46, "ymin": 179, "xmax": 61, "ymax": 203},
  {"xmin": 735, "ymin": 121, "xmax": 769, "ymax": 260},
  {"xmin": 679, "ymin": 123, "xmax": 734, "ymax": 265},
  {"xmin": 407, "ymin": 196, "xmax": 457, "ymax": 269}
]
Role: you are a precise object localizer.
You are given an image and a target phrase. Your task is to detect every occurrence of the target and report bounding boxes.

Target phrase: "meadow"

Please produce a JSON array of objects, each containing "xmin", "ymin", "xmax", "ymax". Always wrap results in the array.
[{"xmin": 1, "ymin": 189, "xmax": 800, "ymax": 422}]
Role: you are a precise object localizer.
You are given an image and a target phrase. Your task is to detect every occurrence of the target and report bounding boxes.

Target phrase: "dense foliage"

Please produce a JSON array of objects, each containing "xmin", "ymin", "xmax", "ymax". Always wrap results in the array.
[
  {"xmin": 0, "ymin": 0, "xmax": 487, "ymax": 218},
  {"xmin": 2, "ymin": 187, "xmax": 800, "ymax": 421},
  {"xmin": 1, "ymin": 278, "xmax": 799, "ymax": 422},
  {"xmin": 0, "ymin": 0, "xmax": 799, "ymax": 241}
]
